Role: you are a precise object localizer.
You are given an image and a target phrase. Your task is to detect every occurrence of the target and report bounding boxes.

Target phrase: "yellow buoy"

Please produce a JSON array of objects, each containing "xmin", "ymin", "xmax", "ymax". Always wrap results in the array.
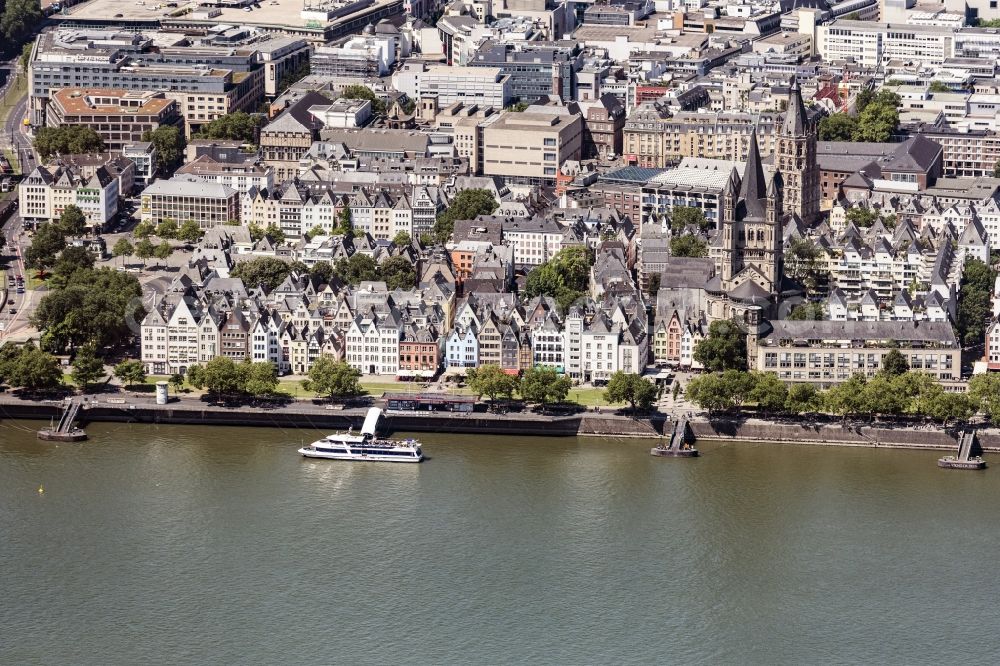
[{"xmin": 37, "ymin": 485, "xmax": 44, "ymax": 494}]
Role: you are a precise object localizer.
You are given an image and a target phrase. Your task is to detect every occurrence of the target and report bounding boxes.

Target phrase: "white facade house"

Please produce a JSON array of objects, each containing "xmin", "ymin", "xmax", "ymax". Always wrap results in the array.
[
  {"xmin": 580, "ymin": 313, "xmax": 620, "ymax": 383},
  {"xmin": 19, "ymin": 163, "xmax": 119, "ymax": 231},
  {"xmin": 345, "ymin": 310, "xmax": 402, "ymax": 375},
  {"xmin": 446, "ymin": 324, "xmax": 479, "ymax": 369}
]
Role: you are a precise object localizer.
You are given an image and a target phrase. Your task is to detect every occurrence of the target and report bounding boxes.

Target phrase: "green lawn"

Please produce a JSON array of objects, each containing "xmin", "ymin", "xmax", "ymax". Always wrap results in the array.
[
  {"xmin": 567, "ymin": 386, "xmax": 616, "ymax": 407},
  {"xmin": 0, "ymin": 73, "xmax": 27, "ymax": 129},
  {"xmin": 3, "ymin": 148, "xmax": 19, "ymax": 176}
]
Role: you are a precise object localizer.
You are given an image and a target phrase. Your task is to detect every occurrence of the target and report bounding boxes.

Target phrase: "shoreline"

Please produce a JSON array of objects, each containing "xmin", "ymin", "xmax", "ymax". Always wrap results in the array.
[{"xmin": 1, "ymin": 394, "xmax": 998, "ymax": 453}]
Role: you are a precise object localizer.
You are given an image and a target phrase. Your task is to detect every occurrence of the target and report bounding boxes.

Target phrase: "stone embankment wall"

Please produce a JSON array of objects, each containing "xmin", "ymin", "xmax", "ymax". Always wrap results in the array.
[
  {"xmin": 4, "ymin": 397, "xmax": 1000, "ymax": 451},
  {"xmin": 688, "ymin": 418, "xmax": 1000, "ymax": 452}
]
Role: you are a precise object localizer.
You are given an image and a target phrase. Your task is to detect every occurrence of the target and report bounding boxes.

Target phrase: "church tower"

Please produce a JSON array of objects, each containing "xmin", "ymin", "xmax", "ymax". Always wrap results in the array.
[{"xmin": 775, "ymin": 77, "xmax": 819, "ymax": 225}]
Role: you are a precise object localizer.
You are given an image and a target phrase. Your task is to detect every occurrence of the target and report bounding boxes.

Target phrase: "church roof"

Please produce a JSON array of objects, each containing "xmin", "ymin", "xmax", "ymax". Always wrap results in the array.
[
  {"xmin": 737, "ymin": 129, "xmax": 768, "ymax": 221},
  {"xmin": 782, "ymin": 77, "xmax": 808, "ymax": 136}
]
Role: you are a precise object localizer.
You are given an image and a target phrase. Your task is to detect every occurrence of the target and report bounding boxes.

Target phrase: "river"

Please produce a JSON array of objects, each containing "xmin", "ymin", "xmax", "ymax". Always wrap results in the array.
[{"xmin": 1, "ymin": 421, "xmax": 997, "ymax": 665}]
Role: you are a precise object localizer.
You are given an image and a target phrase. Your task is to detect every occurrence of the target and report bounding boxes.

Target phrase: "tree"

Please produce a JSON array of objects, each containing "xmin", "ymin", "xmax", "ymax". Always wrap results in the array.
[
  {"xmin": 71, "ymin": 346, "xmax": 105, "ymax": 393},
  {"xmin": 523, "ymin": 246, "xmax": 593, "ymax": 313},
  {"xmin": 819, "ymin": 113, "xmax": 858, "ymax": 141},
  {"xmin": 230, "ymin": 256, "xmax": 293, "ymax": 291},
  {"xmin": 788, "ymin": 302, "xmax": 825, "ymax": 320},
  {"xmin": 969, "ymin": 373, "xmax": 1000, "ymax": 423},
  {"xmin": 134, "ymin": 238, "xmax": 155, "ymax": 267},
  {"xmin": 25, "ymin": 223, "xmax": 66, "ymax": 275},
  {"xmin": 199, "ymin": 356, "xmax": 242, "ymax": 396},
  {"xmin": 185, "ymin": 364, "xmax": 203, "ymax": 390},
  {"xmin": 748, "ymin": 371, "xmax": 788, "ymax": 412},
  {"xmin": 277, "ymin": 61, "xmax": 310, "ymax": 95},
  {"xmin": 193, "ymin": 111, "xmax": 263, "ymax": 142},
  {"xmin": 33, "ymin": 126, "xmax": 104, "ymax": 159},
  {"xmin": 114, "ymin": 359, "xmax": 147, "ymax": 388},
  {"xmin": 392, "ymin": 231, "xmax": 411, "ymax": 247},
  {"xmin": 604, "ymin": 371, "xmax": 658, "ymax": 412},
  {"xmin": 668, "ymin": 206, "xmax": 711, "ymax": 232},
  {"xmin": 379, "ymin": 255, "xmax": 416, "ymax": 290},
  {"xmin": 784, "ymin": 237, "xmax": 822, "ymax": 291},
  {"xmin": 694, "ymin": 319, "xmax": 747, "ymax": 372},
  {"xmin": 335, "ymin": 205, "xmax": 353, "ymax": 235},
  {"xmin": 112, "ymin": 237, "xmax": 134, "ymax": 265},
  {"xmin": 957, "ymin": 257, "xmax": 996, "ymax": 346},
  {"xmin": 142, "ymin": 126, "xmax": 185, "ymax": 172},
  {"xmin": 466, "ymin": 364, "xmax": 518, "ymax": 407},
  {"xmin": 520, "ymin": 367, "xmax": 571, "ymax": 406},
  {"xmin": 51, "ymin": 246, "xmax": 95, "ymax": 287},
  {"xmin": 853, "ymin": 92, "xmax": 899, "ymax": 142},
  {"xmin": 263, "ymin": 223, "xmax": 285, "ymax": 245},
  {"xmin": 845, "ymin": 207, "xmax": 879, "ymax": 228},
  {"xmin": 823, "ymin": 373, "xmax": 868, "ymax": 417},
  {"xmin": 21, "ymin": 39, "xmax": 34, "ymax": 74},
  {"xmin": 133, "ymin": 220, "xmax": 156, "ymax": 239},
  {"xmin": 0, "ymin": 344, "xmax": 62, "ymax": 391},
  {"xmin": 506, "ymin": 101, "xmax": 530, "ymax": 112},
  {"xmin": 670, "ymin": 235, "xmax": 708, "ymax": 258},
  {"xmin": 785, "ymin": 383, "xmax": 821, "ymax": 414},
  {"xmin": 334, "ymin": 253, "xmax": 378, "ymax": 285},
  {"xmin": 302, "ymin": 356, "xmax": 363, "ymax": 399},
  {"xmin": 156, "ymin": 219, "xmax": 178, "ymax": 239},
  {"xmin": 434, "ymin": 189, "xmax": 498, "ymax": 242},
  {"xmin": 178, "ymin": 220, "xmax": 203, "ymax": 244},
  {"xmin": 31, "ymin": 268, "xmax": 144, "ymax": 353},
  {"xmin": 647, "ymin": 273, "xmax": 662, "ymax": 300},
  {"xmin": 1, "ymin": 0, "xmax": 42, "ymax": 42},
  {"xmin": 880, "ymin": 349, "xmax": 909, "ymax": 377},
  {"xmin": 169, "ymin": 372, "xmax": 185, "ymax": 393},
  {"xmin": 305, "ymin": 225, "xmax": 326, "ymax": 241},
  {"xmin": 310, "ymin": 261, "xmax": 335, "ymax": 285},
  {"xmin": 928, "ymin": 81, "xmax": 952, "ymax": 93},
  {"xmin": 994, "ymin": 161, "xmax": 1000, "ymax": 179},
  {"xmin": 154, "ymin": 241, "xmax": 173, "ymax": 267},
  {"xmin": 240, "ymin": 360, "xmax": 279, "ymax": 397},
  {"xmin": 58, "ymin": 205, "xmax": 87, "ymax": 237},
  {"xmin": 341, "ymin": 84, "xmax": 386, "ymax": 115},
  {"xmin": 685, "ymin": 372, "xmax": 734, "ymax": 412}
]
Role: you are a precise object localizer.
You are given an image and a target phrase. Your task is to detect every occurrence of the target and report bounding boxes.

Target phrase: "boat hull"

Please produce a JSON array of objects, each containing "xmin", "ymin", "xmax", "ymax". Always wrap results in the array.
[
  {"xmin": 298, "ymin": 447, "xmax": 423, "ymax": 463},
  {"xmin": 651, "ymin": 447, "xmax": 698, "ymax": 457},
  {"xmin": 38, "ymin": 429, "xmax": 88, "ymax": 442},
  {"xmin": 937, "ymin": 456, "xmax": 986, "ymax": 470}
]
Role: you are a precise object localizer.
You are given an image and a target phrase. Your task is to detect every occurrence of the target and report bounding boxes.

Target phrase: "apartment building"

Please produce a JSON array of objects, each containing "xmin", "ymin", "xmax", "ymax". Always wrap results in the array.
[
  {"xmin": 752, "ymin": 320, "xmax": 961, "ymax": 385},
  {"xmin": 19, "ymin": 163, "xmax": 119, "ymax": 230},
  {"xmin": 815, "ymin": 20, "xmax": 952, "ymax": 68},
  {"xmin": 256, "ymin": 37, "xmax": 311, "ymax": 99},
  {"xmin": 469, "ymin": 41, "xmax": 580, "ymax": 103},
  {"xmin": 481, "ymin": 104, "xmax": 583, "ymax": 186},
  {"xmin": 28, "ymin": 30, "xmax": 265, "ymax": 133},
  {"xmin": 141, "ymin": 176, "xmax": 240, "ymax": 228},
  {"xmin": 418, "ymin": 66, "xmax": 513, "ymax": 109},
  {"xmin": 48, "ymin": 88, "xmax": 183, "ymax": 152},
  {"xmin": 175, "ymin": 155, "xmax": 274, "ymax": 194},
  {"xmin": 623, "ymin": 107, "xmax": 779, "ymax": 168}
]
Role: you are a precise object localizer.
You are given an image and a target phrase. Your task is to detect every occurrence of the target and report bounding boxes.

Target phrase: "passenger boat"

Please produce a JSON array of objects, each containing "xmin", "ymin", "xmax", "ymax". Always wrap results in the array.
[{"xmin": 298, "ymin": 407, "xmax": 424, "ymax": 463}]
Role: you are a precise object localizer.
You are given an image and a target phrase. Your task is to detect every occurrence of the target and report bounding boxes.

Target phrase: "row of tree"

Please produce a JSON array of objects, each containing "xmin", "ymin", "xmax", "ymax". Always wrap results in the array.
[
  {"xmin": 684, "ymin": 364, "xmax": 979, "ymax": 424},
  {"xmin": 185, "ymin": 357, "xmax": 280, "ymax": 397},
  {"xmin": 33, "ymin": 126, "xmax": 104, "ymax": 159},
  {"xmin": 465, "ymin": 366, "xmax": 659, "ymax": 412},
  {"xmin": 229, "ymin": 254, "xmax": 417, "ymax": 293}
]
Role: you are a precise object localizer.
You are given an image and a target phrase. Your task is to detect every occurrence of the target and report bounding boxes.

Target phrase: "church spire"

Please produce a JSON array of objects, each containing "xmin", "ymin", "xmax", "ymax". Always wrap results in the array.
[
  {"xmin": 782, "ymin": 76, "xmax": 807, "ymax": 136},
  {"xmin": 738, "ymin": 128, "xmax": 767, "ymax": 220}
]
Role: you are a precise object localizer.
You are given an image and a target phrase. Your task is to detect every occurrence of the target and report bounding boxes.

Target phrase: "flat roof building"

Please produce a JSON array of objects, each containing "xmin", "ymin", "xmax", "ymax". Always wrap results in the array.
[{"xmin": 48, "ymin": 88, "xmax": 183, "ymax": 151}]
